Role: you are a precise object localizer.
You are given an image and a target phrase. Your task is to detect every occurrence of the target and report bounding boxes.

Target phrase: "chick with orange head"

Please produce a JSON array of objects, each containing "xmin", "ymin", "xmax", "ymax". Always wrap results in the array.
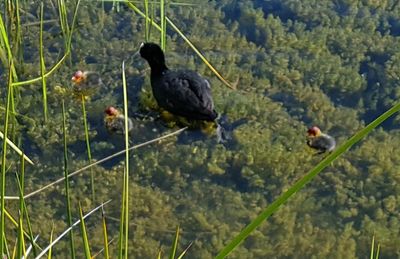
[
  {"xmin": 71, "ymin": 70, "xmax": 102, "ymax": 95},
  {"xmin": 306, "ymin": 126, "xmax": 336, "ymax": 154},
  {"xmin": 104, "ymin": 106, "xmax": 133, "ymax": 135}
]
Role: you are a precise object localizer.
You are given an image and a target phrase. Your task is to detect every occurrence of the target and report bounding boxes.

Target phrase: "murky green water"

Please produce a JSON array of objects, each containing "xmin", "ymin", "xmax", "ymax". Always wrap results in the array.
[{"xmin": 2, "ymin": 0, "xmax": 400, "ymax": 258}]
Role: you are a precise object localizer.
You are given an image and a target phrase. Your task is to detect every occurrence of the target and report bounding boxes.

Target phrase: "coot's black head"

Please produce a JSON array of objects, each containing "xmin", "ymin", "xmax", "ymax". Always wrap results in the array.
[{"xmin": 139, "ymin": 42, "xmax": 166, "ymax": 67}]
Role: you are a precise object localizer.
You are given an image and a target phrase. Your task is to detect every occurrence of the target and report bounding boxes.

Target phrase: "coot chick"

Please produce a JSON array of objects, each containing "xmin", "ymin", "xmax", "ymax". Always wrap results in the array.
[
  {"xmin": 139, "ymin": 42, "xmax": 218, "ymax": 122},
  {"xmin": 306, "ymin": 126, "xmax": 336, "ymax": 154},
  {"xmin": 71, "ymin": 70, "xmax": 103, "ymax": 95},
  {"xmin": 104, "ymin": 106, "xmax": 133, "ymax": 135}
]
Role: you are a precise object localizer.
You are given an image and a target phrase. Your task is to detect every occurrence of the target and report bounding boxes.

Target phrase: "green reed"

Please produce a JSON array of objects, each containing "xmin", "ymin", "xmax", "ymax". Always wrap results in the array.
[
  {"xmin": 101, "ymin": 207, "xmax": 110, "ymax": 259},
  {"xmin": 0, "ymin": 6, "xmax": 17, "ymax": 82},
  {"xmin": 16, "ymin": 156, "xmax": 25, "ymax": 259},
  {"xmin": 78, "ymin": 202, "xmax": 92, "ymax": 258},
  {"xmin": 118, "ymin": 61, "xmax": 130, "ymax": 258},
  {"xmin": 62, "ymin": 100, "xmax": 76, "ymax": 259},
  {"xmin": 370, "ymin": 235, "xmax": 380, "ymax": 259},
  {"xmin": 39, "ymin": 2, "xmax": 48, "ymax": 122},
  {"xmin": 35, "ymin": 201, "xmax": 110, "ymax": 258},
  {"xmin": 160, "ymin": 0, "xmax": 166, "ymax": 50},
  {"xmin": 215, "ymin": 100, "xmax": 400, "ymax": 258},
  {"xmin": 57, "ymin": 0, "xmax": 70, "ymax": 51},
  {"xmin": 81, "ymin": 95, "xmax": 95, "ymax": 200},
  {"xmin": 15, "ymin": 157, "xmax": 39, "ymax": 256},
  {"xmin": 144, "ymin": 0, "xmax": 149, "ymax": 41},
  {"xmin": 169, "ymin": 226, "xmax": 179, "ymax": 259},
  {"xmin": 0, "ymin": 60, "xmax": 13, "ymax": 258},
  {"xmin": 14, "ymin": 0, "xmax": 22, "ymax": 63},
  {"xmin": 48, "ymin": 224, "xmax": 54, "ymax": 259}
]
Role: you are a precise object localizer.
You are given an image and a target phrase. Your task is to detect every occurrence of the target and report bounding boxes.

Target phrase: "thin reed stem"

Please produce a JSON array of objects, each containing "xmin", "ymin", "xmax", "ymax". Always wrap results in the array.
[
  {"xmin": 0, "ymin": 59, "xmax": 13, "ymax": 258},
  {"xmin": 39, "ymin": 2, "xmax": 48, "ymax": 122},
  {"xmin": 62, "ymin": 100, "xmax": 76, "ymax": 259},
  {"xmin": 81, "ymin": 95, "xmax": 95, "ymax": 200}
]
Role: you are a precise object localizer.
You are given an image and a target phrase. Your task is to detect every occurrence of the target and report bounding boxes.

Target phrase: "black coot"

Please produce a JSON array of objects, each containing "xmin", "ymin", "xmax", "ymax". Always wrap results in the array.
[{"xmin": 139, "ymin": 42, "xmax": 218, "ymax": 122}]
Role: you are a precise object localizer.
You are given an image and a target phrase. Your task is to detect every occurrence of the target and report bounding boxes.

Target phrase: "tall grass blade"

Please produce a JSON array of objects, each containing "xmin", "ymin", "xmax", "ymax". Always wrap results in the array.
[
  {"xmin": 118, "ymin": 61, "xmax": 130, "ymax": 258},
  {"xmin": 14, "ymin": 0, "xmax": 22, "ymax": 63},
  {"xmin": 81, "ymin": 95, "xmax": 95, "ymax": 199},
  {"xmin": 176, "ymin": 242, "xmax": 193, "ymax": 259},
  {"xmin": 62, "ymin": 100, "xmax": 76, "ymax": 259},
  {"xmin": 22, "ymin": 235, "xmax": 39, "ymax": 259},
  {"xmin": 47, "ymin": 224, "xmax": 54, "ymax": 259},
  {"xmin": 3, "ymin": 208, "xmax": 40, "ymax": 253},
  {"xmin": 169, "ymin": 226, "xmax": 179, "ymax": 259},
  {"xmin": 101, "ymin": 207, "xmax": 109, "ymax": 259},
  {"xmin": 57, "ymin": 0, "xmax": 70, "ymax": 51},
  {"xmin": 0, "ymin": 131, "xmax": 34, "ymax": 165},
  {"xmin": 215, "ymin": 101, "xmax": 400, "ymax": 258},
  {"xmin": 0, "ymin": 59, "xmax": 13, "ymax": 258},
  {"xmin": 0, "ymin": 9, "xmax": 17, "ymax": 81},
  {"xmin": 78, "ymin": 202, "xmax": 92, "ymax": 258},
  {"xmin": 39, "ymin": 2, "xmax": 48, "ymax": 122},
  {"xmin": 34, "ymin": 201, "xmax": 111, "ymax": 259},
  {"xmin": 17, "ymin": 211, "xmax": 25, "ymax": 259},
  {"xmin": 375, "ymin": 244, "xmax": 380, "ymax": 259},
  {"xmin": 160, "ymin": 0, "xmax": 166, "ymax": 50},
  {"xmin": 67, "ymin": 0, "xmax": 81, "ymax": 52},
  {"xmin": 144, "ymin": 0, "xmax": 149, "ymax": 41},
  {"xmin": 370, "ymin": 235, "xmax": 375, "ymax": 259},
  {"xmin": 16, "ymin": 156, "xmax": 26, "ymax": 259},
  {"xmin": 19, "ymin": 189, "xmax": 38, "ymax": 256}
]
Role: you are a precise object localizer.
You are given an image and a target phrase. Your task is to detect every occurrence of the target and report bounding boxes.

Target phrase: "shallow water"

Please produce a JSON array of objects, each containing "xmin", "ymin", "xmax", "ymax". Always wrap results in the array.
[{"xmin": 2, "ymin": 0, "xmax": 400, "ymax": 258}]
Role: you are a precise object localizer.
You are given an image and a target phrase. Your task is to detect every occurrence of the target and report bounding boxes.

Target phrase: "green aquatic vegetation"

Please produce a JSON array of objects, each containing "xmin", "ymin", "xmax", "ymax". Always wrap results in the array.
[{"xmin": 2, "ymin": 0, "xmax": 400, "ymax": 257}]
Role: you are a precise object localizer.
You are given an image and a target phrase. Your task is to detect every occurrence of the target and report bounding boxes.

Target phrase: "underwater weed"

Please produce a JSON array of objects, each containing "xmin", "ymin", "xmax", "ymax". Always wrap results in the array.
[
  {"xmin": 4, "ymin": 127, "xmax": 187, "ymax": 201},
  {"xmin": 216, "ymin": 100, "xmax": 400, "ymax": 258}
]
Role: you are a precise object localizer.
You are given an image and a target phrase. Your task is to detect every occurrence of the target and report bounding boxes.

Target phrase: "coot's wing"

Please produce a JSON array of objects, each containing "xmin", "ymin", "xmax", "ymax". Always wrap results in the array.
[{"xmin": 161, "ymin": 70, "xmax": 217, "ymax": 120}]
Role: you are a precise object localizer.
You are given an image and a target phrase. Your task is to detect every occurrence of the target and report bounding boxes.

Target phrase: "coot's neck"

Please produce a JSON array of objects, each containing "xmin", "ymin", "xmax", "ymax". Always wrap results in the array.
[{"xmin": 147, "ymin": 57, "xmax": 168, "ymax": 77}]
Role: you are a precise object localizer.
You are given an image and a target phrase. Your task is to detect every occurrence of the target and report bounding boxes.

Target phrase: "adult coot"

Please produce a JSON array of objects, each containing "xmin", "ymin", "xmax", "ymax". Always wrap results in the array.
[
  {"xmin": 139, "ymin": 42, "xmax": 218, "ymax": 122},
  {"xmin": 306, "ymin": 126, "xmax": 336, "ymax": 154}
]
